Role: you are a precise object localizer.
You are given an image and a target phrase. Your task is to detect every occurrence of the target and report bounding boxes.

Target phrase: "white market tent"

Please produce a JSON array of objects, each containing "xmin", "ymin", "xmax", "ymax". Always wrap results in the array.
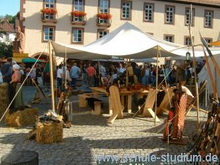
[
  {"xmin": 198, "ymin": 55, "xmax": 220, "ymax": 97},
  {"xmin": 51, "ymin": 22, "xmax": 220, "ymax": 60}
]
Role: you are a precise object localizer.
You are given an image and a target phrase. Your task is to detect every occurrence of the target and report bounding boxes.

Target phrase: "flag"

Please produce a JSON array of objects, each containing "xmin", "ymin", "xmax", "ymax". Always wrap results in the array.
[{"xmin": 209, "ymin": 40, "xmax": 220, "ymax": 46}]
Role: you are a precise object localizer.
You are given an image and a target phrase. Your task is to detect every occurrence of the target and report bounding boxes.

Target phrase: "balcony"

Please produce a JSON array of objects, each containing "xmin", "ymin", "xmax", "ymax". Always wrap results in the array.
[
  {"xmin": 71, "ymin": 11, "xmax": 86, "ymax": 25},
  {"xmin": 41, "ymin": 8, "xmax": 57, "ymax": 23},
  {"xmin": 96, "ymin": 13, "xmax": 112, "ymax": 28}
]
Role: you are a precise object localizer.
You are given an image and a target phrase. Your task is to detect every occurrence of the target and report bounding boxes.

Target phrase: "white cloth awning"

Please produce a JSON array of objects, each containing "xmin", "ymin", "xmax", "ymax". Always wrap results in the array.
[{"xmin": 51, "ymin": 22, "xmax": 220, "ymax": 59}]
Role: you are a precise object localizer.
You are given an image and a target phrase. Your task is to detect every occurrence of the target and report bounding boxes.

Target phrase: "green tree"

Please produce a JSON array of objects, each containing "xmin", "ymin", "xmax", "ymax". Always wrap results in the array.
[
  {"xmin": 0, "ymin": 42, "xmax": 13, "ymax": 58},
  {"xmin": 0, "ymin": 14, "xmax": 17, "ymax": 58}
]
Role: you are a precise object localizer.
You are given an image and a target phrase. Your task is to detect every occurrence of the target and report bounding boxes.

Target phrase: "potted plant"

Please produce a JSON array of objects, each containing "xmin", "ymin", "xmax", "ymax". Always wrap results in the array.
[
  {"xmin": 71, "ymin": 11, "xmax": 87, "ymax": 25},
  {"xmin": 41, "ymin": 8, "xmax": 57, "ymax": 14},
  {"xmin": 97, "ymin": 13, "xmax": 112, "ymax": 19},
  {"xmin": 71, "ymin": 11, "xmax": 86, "ymax": 17},
  {"xmin": 41, "ymin": 8, "xmax": 57, "ymax": 23},
  {"xmin": 97, "ymin": 13, "xmax": 112, "ymax": 27}
]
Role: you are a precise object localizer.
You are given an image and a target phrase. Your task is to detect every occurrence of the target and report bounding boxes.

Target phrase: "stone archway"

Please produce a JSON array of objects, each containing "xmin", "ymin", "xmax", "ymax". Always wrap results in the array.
[{"xmin": 31, "ymin": 52, "xmax": 49, "ymax": 62}]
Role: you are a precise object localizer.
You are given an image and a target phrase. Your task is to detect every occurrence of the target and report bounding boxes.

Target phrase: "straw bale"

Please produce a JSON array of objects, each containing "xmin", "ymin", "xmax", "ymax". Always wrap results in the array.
[
  {"xmin": 5, "ymin": 108, "xmax": 38, "ymax": 127},
  {"xmin": 0, "ymin": 83, "xmax": 9, "ymax": 118},
  {"xmin": 0, "ymin": 83, "xmax": 8, "ymax": 89},
  {"xmin": 36, "ymin": 121, "xmax": 63, "ymax": 144}
]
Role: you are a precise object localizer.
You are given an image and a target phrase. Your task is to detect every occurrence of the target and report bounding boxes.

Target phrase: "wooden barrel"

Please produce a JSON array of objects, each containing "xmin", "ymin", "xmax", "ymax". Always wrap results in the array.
[{"xmin": 1, "ymin": 151, "xmax": 38, "ymax": 165}]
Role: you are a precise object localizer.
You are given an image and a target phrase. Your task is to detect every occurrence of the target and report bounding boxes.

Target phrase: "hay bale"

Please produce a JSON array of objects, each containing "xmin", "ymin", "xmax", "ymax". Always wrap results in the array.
[
  {"xmin": 0, "ymin": 83, "xmax": 9, "ymax": 118},
  {"xmin": 5, "ymin": 108, "xmax": 38, "ymax": 127},
  {"xmin": 36, "ymin": 121, "xmax": 63, "ymax": 144}
]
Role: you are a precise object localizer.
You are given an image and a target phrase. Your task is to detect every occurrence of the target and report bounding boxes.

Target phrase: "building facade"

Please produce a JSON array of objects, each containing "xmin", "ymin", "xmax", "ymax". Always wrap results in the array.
[
  {"xmin": 20, "ymin": 0, "xmax": 220, "ymax": 57},
  {"xmin": 0, "ymin": 18, "xmax": 16, "ymax": 45}
]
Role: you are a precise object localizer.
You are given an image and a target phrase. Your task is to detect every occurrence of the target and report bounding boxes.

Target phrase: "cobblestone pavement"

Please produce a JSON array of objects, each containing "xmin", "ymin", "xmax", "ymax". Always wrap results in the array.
[{"xmin": 0, "ymin": 86, "xmax": 208, "ymax": 165}]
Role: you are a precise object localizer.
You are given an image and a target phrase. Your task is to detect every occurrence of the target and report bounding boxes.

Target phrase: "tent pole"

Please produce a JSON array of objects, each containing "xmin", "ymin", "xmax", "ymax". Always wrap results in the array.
[
  {"xmin": 189, "ymin": 4, "xmax": 200, "ymax": 130},
  {"xmin": 64, "ymin": 47, "xmax": 67, "ymax": 89},
  {"xmin": 49, "ymin": 40, "xmax": 56, "ymax": 112},
  {"xmin": 155, "ymin": 46, "xmax": 159, "ymax": 126}
]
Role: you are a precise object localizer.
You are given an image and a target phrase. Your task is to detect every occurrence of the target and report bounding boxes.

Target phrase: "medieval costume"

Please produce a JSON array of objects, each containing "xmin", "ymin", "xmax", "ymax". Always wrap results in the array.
[
  {"xmin": 10, "ymin": 64, "xmax": 24, "ymax": 113},
  {"xmin": 163, "ymin": 87, "xmax": 188, "ymax": 141}
]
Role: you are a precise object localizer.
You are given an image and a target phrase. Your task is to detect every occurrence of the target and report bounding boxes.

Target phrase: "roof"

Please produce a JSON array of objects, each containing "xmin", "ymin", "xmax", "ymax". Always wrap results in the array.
[{"xmin": 0, "ymin": 18, "xmax": 16, "ymax": 33}]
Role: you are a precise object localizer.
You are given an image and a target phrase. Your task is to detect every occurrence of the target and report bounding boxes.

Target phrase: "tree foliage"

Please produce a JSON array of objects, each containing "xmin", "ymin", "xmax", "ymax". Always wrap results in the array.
[
  {"xmin": 0, "ymin": 42, "xmax": 13, "ymax": 58},
  {"xmin": 0, "ymin": 14, "xmax": 17, "ymax": 58},
  {"xmin": 0, "ymin": 13, "xmax": 17, "ymax": 24}
]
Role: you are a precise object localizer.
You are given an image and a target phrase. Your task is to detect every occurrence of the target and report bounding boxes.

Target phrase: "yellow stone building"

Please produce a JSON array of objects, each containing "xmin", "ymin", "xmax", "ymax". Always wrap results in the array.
[{"xmin": 19, "ymin": 0, "xmax": 220, "ymax": 57}]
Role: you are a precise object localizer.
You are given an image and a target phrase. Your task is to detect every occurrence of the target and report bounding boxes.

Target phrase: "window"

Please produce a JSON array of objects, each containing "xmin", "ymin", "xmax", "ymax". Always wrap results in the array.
[
  {"xmin": 164, "ymin": 35, "xmax": 174, "ymax": 43},
  {"xmin": 43, "ymin": 26, "xmax": 55, "ymax": 42},
  {"xmin": 144, "ymin": 3, "xmax": 154, "ymax": 22},
  {"xmin": 99, "ymin": 0, "xmax": 109, "ymax": 13},
  {"xmin": 73, "ymin": 0, "xmax": 84, "ymax": 11},
  {"xmin": 204, "ymin": 38, "xmax": 213, "ymax": 47},
  {"xmin": 98, "ymin": 29, "xmax": 109, "ymax": 39},
  {"xmin": 204, "ymin": 10, "xmax": 214, "ymax": 28},
  {"xmin": 97, "ymin": 0, "xmax": 110, "ymax": 24},
  {"xmin": 185, "ymin": 7, "xmax": 195, "ymax": 26},
  {"xmin": 72, "ymin": 0, "xmax": 85, "ymax": 23},
  {"xmin": 42, "ymin": 0, "xmax": 56, "ymax": 21},
  {"xmin": 165, "ymin": 5, "xmax": 175, "ymax": 24},
  {"xmin": 121, "ymin": 1, "xmax": 132, "ymax": 20},
  {"xmin": 72, "ymin": 28, "xmax": 83, "ymax": 44},
  {"xmin": 184, "ymin": 36, "xmax": 194, "ymax": 46},
  {"xmin": 43, "ymin": 13, "xmax": 56, "ymax": 20},
  {"xmin": 44, "ymin": 0, "xmax": 55, "ymax": 8}
]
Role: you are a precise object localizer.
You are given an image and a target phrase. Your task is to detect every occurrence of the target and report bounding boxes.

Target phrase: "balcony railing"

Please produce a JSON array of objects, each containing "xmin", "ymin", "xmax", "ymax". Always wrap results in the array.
[
  {"xmin": 71, "ymin": 16, "xmax": 86, "ymax": 25},
  {"xmin": 71, "ymin": 11, "xmax": 86, "ymax": 25},
  {"xmin": 97, "ymin": 18, "xmax": 111, "ymax": 27},
  {"xmin": 41, "ymin": 8, "xmax": 57, "ymax": 23},
  {"xmin": 96, "ymin": 13, "xmax": 112, "ymax": 27}
]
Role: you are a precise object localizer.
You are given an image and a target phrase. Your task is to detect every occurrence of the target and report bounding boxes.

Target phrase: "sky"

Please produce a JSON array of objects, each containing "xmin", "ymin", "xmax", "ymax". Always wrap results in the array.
[{"xmin": 0, "ymin": 0, "xmax": 20, "ymax": 16}]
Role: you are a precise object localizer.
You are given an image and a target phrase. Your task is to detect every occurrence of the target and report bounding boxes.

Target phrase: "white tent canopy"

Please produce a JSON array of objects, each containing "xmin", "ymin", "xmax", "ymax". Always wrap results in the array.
[
  {"xmin": 51, "ymin": 22, "xmax": 220, "ymax": 59},
  {"xmin": 198, "ymin": 55, "xmax": 220, "ymax": 97}
]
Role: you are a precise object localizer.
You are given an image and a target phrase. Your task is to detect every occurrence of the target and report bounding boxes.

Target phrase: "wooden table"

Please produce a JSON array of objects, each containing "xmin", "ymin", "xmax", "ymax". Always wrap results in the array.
[{"xmin": 90, "ymin": 87, "xmax": 134, "ymax": 114}]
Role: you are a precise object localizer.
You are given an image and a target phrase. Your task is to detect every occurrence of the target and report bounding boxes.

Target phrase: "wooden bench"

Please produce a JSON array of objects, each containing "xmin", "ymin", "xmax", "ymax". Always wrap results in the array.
[
  {"xmin": 78, "ymin": 93, "xmax": 99, "ymax": 107},
  {"xmin": 91, "ymin": 101, "xmax": 102, "ymax": 115}
]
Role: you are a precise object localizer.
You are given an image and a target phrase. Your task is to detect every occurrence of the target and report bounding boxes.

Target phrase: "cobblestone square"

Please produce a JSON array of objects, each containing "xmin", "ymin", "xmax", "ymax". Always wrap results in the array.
[{"xmin": 0, "ymin": 86, "xmax": 207, "ymax": 165}]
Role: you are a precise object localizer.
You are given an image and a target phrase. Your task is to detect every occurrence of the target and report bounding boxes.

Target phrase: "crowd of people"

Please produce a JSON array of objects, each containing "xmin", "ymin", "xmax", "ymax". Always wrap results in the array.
[
  {"xmin": 54, "ymin": 60, "xmax": 205, "ymax": 92},
  {"xmin": 0, "ymin": 57, "xmax": 205, "ymax": 111},
  {"xmin": 0, "ymin": 58, "xmax": 24, "ymax": 112}
]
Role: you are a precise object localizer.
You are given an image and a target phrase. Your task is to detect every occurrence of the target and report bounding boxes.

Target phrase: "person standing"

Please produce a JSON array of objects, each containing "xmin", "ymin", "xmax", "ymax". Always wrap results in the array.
[
  {"xmin": 36, "ymin": 64, "xmax": 43, "ymax": 87},
  {"xmin": 82, "ymin": 63, "xmax": 88, "ymax": 85},
  {"xmin": 70, "ymin": 63, "xmax": 81, "ymax": 89},
  {"xmin": 87, "ymin": 63, "xmax": 96, "ymax": 87},
  {"xmin": 1, "ymin": 57, "xmax": 13, "ymax": 83},
  {"xmin": 56, "ymin": 64, "xmax": 63, "ymax": 95},
  {"xmin": 142, "ymin": 65, "xmax": 151, "ymax": 85},
  {"xmin": 10, "ymin": 64, "xmax": 24, "ymax": 112},
  {"xmin": 117, "ymin": 63, "xmax": 126, "ymax": 76}
]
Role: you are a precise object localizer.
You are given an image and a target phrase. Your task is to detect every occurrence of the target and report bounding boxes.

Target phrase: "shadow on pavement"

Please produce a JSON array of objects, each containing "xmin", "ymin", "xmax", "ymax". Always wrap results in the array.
[{"xmin": 0, "ymin": 133, "xmax": 94, "ymax": 165}]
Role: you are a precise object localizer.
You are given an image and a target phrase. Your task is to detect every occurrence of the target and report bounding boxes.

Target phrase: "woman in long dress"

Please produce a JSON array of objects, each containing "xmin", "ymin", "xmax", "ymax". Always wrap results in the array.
[{"xmin": 10, "ymin": 64, "xmax": 24, "ymax": 112}]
